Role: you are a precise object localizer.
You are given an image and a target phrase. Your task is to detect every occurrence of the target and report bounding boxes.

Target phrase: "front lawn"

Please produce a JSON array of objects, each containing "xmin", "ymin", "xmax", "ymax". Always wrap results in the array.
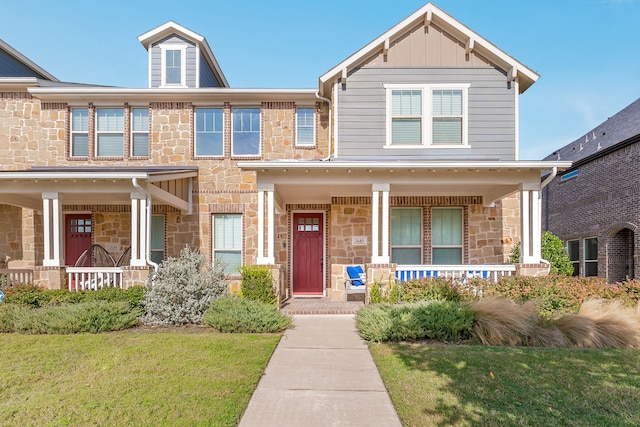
[
  {"xmin": 0, "ymin": 329, "xmax": 280, "ymax": 426},
  {"xmin": 371, "ymin": 342, "xmax": 640, "ymax": 427}
]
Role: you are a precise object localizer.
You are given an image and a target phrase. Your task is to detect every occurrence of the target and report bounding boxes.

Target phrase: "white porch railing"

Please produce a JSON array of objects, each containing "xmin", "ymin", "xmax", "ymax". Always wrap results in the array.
[
  {"xmin": 0, "ymin": 269, "xmax": 34, "ymax": 287},
  {"xmin": 67, "ymin": 267, "xmax": 124, "ymax": 291},
  {"xmin": 395, "ymin": 264, "xmax": 516, "ymax": 283}
]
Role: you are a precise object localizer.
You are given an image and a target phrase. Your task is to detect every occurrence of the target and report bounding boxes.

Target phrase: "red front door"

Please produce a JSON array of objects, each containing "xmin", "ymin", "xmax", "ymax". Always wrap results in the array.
[
  {"xmin": 65, "ymin": 214, "xmax": 92, "ymax": 266},
  {"xmin": 292, "ymin": 213, "xmax": 324, "ymax": 295}
]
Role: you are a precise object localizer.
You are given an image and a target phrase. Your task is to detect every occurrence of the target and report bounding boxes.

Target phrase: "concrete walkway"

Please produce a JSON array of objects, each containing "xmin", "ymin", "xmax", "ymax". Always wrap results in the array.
[{"xmin": 239, "ymin": 315, "xmax": 402, "ymax": 427}]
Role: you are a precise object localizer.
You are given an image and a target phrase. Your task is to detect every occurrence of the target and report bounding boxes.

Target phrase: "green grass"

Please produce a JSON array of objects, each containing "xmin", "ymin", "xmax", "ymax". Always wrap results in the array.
[
  {"xmin": 0, "ymin": 329, "xmax": 281, "ymax": 426},
  {"xmin": 370, "ymin": 342, "xmax": 640, "ymax": 427}
]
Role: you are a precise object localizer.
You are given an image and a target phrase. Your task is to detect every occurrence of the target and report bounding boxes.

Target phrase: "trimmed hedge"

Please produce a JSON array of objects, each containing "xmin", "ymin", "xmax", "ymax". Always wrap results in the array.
[
  {"xmin": 2, "ymin": 285, "xmax": 145, "ymax": 310},
  {"xmin": 203, "ymin": 297, "xmax": 291, "ymax": 333}
]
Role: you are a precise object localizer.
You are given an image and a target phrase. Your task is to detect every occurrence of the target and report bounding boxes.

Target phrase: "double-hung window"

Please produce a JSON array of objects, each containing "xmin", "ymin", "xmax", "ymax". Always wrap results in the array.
[
  {"xmin": 162, "ymin": 46, "xmax": 186, "ymax": 87},
  {"xmin": 232, "ymin": 108, "xmax": 261, "ymax": 156},
  {"xmin": 96, "ymin": 108, "xmax": 124, "ymax": 157},
  {"xmin": 432, "ymin": 208, "xmax": 463, "ymax": 264},
  {"xmin": 213, "ymin": 214, "xmax": 242, "ymax": 274},
  {"xmin": 70, "ymin": 108, "xmax": 89, "ymax": 157},
  {"xmin": 391, "ymin": 208, "xmax": 422, "ymax": 264},
  {"xmin": 195, "ymin": 108, "xmax": 224, "ymax": 156},
  {"xmin": 296, "ymin": 107, "xmax": 315, "ymax": 146},
  {"xmin": 385, "ymin": 84, "xmax": 469, "ymax": 147},
  {"xmin": 567, "ymin": 240, "xmax": 579, "ymax": 276},
  {"xmin": 584, "ymin": 237, "xmax": 598, "ymax": 277},
  {"xmin": 131, "ymin": 108, "xmax": 149, "ymax": 157}
]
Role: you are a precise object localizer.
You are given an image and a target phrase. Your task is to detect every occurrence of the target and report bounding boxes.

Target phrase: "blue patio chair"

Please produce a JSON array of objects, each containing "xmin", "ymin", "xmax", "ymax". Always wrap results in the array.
[{"xmin": 345, "ymin": 265, "xmax": 367, "ymax": 301}]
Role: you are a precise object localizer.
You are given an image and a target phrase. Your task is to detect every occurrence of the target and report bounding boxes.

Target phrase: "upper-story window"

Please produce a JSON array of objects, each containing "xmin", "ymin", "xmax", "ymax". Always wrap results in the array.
[
  {"xmin": 232, "ymin": 108, "xmax": 261, "ymax": 156},
  {"xmin": 195, "ymin": 108, "xmax": 224, "ymax": 156},
  {"xmin": 70, "ymin": 108, "xmax": 89, "ymax": 157},
  {"xmin": 131, "ymin": 108, "xmax": 149, "ymax": 157},
  {"xmin": 385, "ymin": 84, "xmax": 469, "ymax": 147},
  {"xmin": 161, "ymin": 46, "xmax": 186, "ymax": 87},
  {"xmin": 96, "ymin": 108, "xmax": 124, "ymax": 157},
  {"xmin": 296, "ymin": 107, "xmax": 315, "ymax": 146}
]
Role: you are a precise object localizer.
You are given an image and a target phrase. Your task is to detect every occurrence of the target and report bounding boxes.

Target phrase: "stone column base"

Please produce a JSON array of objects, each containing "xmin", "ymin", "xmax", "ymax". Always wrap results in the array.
[
  {"xmin": 122, "ymin": 267, "xmax": 152, "ymax": 289},
  {"xmin": 34, "ymin": 266, "xmax": 66, "ymax": 290},
  {"xmin": 515, "ymin": 263, "xmax": 550, "ymax": 277}
]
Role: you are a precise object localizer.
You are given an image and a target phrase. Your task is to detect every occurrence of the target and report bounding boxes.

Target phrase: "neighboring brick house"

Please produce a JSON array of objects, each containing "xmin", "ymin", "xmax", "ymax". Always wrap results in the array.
[
  {"xmin": 0, "ymin": 3, "xmax": 569, "ymax": 299},
  {"xmin": 542, "ymin": 98, "xmax": 640, "ymax": 282}
]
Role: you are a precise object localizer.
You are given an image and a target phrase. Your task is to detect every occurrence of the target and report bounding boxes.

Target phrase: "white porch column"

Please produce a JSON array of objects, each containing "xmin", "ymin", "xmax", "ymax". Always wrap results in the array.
[
  {"xmin": 42, "ymin": 192, "xmax": 63, "ymax": 267},
  {"xmin": 257, "ymin": 184, "xmax": 275, "ymax": 265},
  {"xmin": 372, "ymin": 183, "xmax": 390, "ymax": 264},
  {"xmin": 130, "ymin": 194, "xmax": 147, "ymax": 266},
  {"xmin": 520, "ymin": 186, "xmax": 541, "ymax": 263}
]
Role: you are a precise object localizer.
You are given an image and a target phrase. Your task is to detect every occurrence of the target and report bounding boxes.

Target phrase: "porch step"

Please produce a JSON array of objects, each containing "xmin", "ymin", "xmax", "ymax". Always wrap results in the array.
[{"xmin": 280, "ymin": 297, "xmax": 364, "ymax": 315}]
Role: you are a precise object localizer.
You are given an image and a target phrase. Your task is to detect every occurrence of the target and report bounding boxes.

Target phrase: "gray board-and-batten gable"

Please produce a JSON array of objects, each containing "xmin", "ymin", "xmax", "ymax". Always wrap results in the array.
[
  {"xmin": 0, "ymin": 46, "xmax": 48, "ymax": 79},
  {"xmin": 337, "ymin": 67, "xmax": 516, "ymax": 160},
  {"xmin": 150, "ymin": 35, "xmax": 197, "ymax": 88}
]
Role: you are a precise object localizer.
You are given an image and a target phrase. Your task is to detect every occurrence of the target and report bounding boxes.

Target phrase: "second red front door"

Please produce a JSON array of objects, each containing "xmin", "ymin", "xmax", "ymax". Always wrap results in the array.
[{"xmin": 292, "ymin": 213, "xmax": 324, "ymax": 295}]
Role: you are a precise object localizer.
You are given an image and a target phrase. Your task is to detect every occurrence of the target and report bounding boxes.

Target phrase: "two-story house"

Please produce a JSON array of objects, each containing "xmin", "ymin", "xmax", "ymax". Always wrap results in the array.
[
  {"xmin": 542, "ymin": 97, "xmax": 640, "ymax": 282},
  {"xmin": 0, "ymin": 3, "xmax": 570, "ymax": 300}
]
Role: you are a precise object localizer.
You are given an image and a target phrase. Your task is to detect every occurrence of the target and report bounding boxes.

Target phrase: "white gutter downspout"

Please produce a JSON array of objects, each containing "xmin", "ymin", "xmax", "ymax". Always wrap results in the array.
[
  {"xmin": 132, "ymin": 178, "xmax": 159, "ymax": 272},
  {"xmin": 538, "ymin": 166, "xmax": 558, "ymax": 266},
  {"xmin": 315, "ymin": 91, "xmax": 332, "ymax": 161}
]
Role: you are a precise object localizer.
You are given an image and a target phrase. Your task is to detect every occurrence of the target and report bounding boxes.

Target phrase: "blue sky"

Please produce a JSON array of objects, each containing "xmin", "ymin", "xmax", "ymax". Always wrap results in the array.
[{"xmin": 2, "ymin": 0, "xmax": 639, "ymax": 159}]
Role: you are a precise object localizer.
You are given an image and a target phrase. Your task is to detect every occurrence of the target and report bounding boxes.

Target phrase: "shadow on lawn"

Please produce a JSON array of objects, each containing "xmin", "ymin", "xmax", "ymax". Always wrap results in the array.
[{"xmin": 383, "ymin": 342, "xmax": 640, "ymax": 427}]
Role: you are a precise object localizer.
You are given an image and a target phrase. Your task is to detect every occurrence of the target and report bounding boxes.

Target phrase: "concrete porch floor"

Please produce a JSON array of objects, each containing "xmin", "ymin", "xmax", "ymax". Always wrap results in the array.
[{"xmin": 280, "ymin": 297, "xmax": 364, "ymax": 315}]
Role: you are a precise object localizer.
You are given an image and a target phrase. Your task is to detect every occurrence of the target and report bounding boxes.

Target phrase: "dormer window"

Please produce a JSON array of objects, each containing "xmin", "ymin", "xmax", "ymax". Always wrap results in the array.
[{"xmin": 161, "ymin": 45, "xmax": 187, "ymax": 87}]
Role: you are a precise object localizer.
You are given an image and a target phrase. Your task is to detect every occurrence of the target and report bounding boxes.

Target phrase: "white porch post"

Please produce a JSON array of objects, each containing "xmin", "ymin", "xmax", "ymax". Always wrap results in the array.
[
  {"xmin": 520, "ymin": 186, "xmax": 541, "ymax": 263},
  {"xmin": 372, "ymin": 183, "xmax": 390, "ymax": 264},
  {"xmin": 130, "ymin": 194, "xmax": 147, "ymax": 266},
  {"xmin": 257, "ymin": 184, "xmax": 275, "ymax": 265},
  {"xmin": 42, "ymin": 192, "xmax": 63, "ymax": 267}
]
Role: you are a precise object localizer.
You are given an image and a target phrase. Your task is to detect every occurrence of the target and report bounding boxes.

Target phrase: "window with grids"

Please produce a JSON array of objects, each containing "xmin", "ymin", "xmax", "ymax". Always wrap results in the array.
[
  {"xmin": 96, "ymin": 108, "xmax": 124, "ymax": 157},
  {"xmin": 195, "ymin": 108, "xmax": 224, "ymax": 156},
  {"xmin": 131, "ymin": 108, "xmax": 149, "ymax": 157},
  {"xmin": 296, "ymin": 107, "xmax": 315, "ymax": 146},
  {"xmin": 150, "ymin": 215, "xmax": 165, "ymax": 265},
  {"xmin": 71, "ymin": 108, "xmax": 89, "ymax": 157},
  {"xmin": 232, "ymin": 108, "xmax": 261, "ymax": 156},
  {"xmin": 213, "ymin": 214, "xmax": 242, "ymax": 274},
  {"xmin": 567, "ymin": 240, "xmax": 579, "ymax": 277},
  {"xmin": 432, "ymin": 208, "xmax": 463, "ymax": 264},
  {"xmin": 165, "ymin": 49, "xmax": 183, "ymax": 85},
  {"xmin": 584, "ymin": 237, "xmax": 598, "ymax": 277},
  {"xmin": 391, "ymin": 208, "xmax": 422, "ymax": 264}
]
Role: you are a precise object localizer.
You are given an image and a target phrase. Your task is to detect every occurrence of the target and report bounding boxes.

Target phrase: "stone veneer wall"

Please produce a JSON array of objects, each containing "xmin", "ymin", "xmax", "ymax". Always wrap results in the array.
[
  {"xmin": 468, "ymin": 194, "xmax": 520, "ymax": 264},
  {"xmin": 0, "ymin": 204, "xmax": 23, "ymax": 264}
]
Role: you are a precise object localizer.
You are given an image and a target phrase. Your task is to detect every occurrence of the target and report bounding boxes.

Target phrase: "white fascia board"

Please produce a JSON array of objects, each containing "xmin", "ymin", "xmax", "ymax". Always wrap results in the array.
[
  {"xmin": 27, "ymin": 87, "xmax": 319, "ymax": 103},
  {"xmin": 0, "ymin": 171, "xmax": 149, "ymax": 180},
  {"xmin": 319, "ymin": 3, "xmax": 538, "ymax": 91},
  {"xmin": 238, "ymin": 160, "xmax": 573, "ymax": 171},
  {"xmin": 137, "ymin": 21, "xmax": 204, "ymax": 48}
]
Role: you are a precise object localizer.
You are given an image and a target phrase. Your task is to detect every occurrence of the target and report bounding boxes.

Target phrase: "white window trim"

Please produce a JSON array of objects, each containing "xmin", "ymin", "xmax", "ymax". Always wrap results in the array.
[
  {"xmin": 295, "ymin": 106, "xmax": 316, "ymax": 146},
  {"xmin": 212, "ymin": 213, "xmax": 243, "ymax": 275},
  {"xmin": 95, "ymin": 107, "xmax": 124, "ymax": 158},
  {"xmin": 231, "ymin": 107, "xmax": 262, "ymax": 157},
  {"xmin": 431, "ymin": 207, "xmax": 464, "ymax": 264},
  {"xmin": 391, "ymin": 207, "xmax": 423, "ymax": 264},
  {"xmin": 384, "ymin": 83, "xmax": 470, "ymax": 148},
  {"xmin": 160, "ymin": 45, "xmax": 188, "ymax": 88},
  {"xmin": 130, "ymin": 107, "xmax": 149, "ymax": 157},
  {"xmin": 70, "ymin": 107, "xmax": 88, "ymax": 157}
]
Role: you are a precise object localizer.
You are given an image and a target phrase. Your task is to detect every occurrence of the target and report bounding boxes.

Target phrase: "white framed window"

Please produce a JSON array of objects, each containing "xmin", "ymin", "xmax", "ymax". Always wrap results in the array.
[
  {"xmin": 567, "ymin": 240, "xmax": 579, "ymax": 277},
  {"xmin": 584, "ymin": 237, "xmax": 598, "ymax": 277},
  {"xmin": 195, "ymin": 108, "xmax": 224, "ymax": 156},
  {"xmin": 70, "ymin": 108, "xmax": 88, "ymax": 157},
  {"xmin": 232, "ymin": 108, "xmax": 261, "ymax": 156},
  {"xmin": 385, "ymin": 84, "xmax": 469, "ymax": 147},
  {"xmin": 391, "ymin": 208, "xmax": 422, "ymax": 264},
  {"xmin": 150, "ymin": 215, "xmax": 165, "ymax": 265},
  {"xmin": 432, "ymin": 208, "xmax": 463, "ymax": 264},
  {"xmin": 161, "ymin": 45, "xmax": 187, "ymax": 87},
  {"xmin": 131, "ymin": 108, "xmax": 149, "ymax": 157},
  {"xmin": 296, "ymin": 107, "xmax": 315, "ymax": 146},
  {"xmin": 213, "ymin": 213, "xmax": 242, "ymax": 274},
  {"xmin": 96, "ymin": 108, "xmax": 124, "ymax": 157}
]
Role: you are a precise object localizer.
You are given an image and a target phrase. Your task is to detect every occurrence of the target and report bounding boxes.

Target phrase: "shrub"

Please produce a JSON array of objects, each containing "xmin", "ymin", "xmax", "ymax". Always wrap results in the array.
[
  {"xmin": 508, "ymin": 231, "xmax": 574, "ymax": 276},
  {"xmin": 203, "ymin": 297, "xmax": 291, "ymax": 333},
  {"xmin": 142, "ymin": 246, "xmax": 226, "ymax": 325},
  {"xmin": 0, "ymin": 301, "xmax": 141, "ymax": 334},
  {"xmin": 3, "ymin": 284, "xmax": 145, "ymax": 310},
  {"xmin": 239, "ymin": 265, "xmax": 276, "ymax": 304},
  {"xmin": 399, "ymin": 277, "xmax": 462, "ymax": 303},
  {"xmin": 471, "ymin": 298, "xmax": 538, "ymax": 346},
  {"xmin": 355, "ymin": 300, "xmax": 474, "ymax": 343},
  {"xmin": 369, "ymin": 280, "xmax": 401, "ymax": 304}
]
